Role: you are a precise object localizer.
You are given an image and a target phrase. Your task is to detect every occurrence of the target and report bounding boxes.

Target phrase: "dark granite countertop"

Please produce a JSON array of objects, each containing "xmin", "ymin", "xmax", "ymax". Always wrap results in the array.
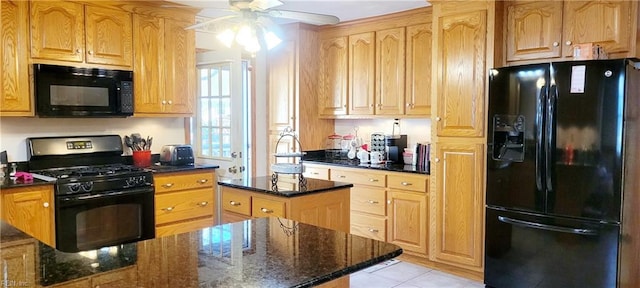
[
  {"xmin": 0, "ymin": 176, "xmax": 55, "ymax": 189},
  {"xmin": 218, "ymin": 176, "xmax": 353, "ymax": 197},
  {"xmin": 0, "ymin": 218, "xmax": 402, "ymax": 287}
]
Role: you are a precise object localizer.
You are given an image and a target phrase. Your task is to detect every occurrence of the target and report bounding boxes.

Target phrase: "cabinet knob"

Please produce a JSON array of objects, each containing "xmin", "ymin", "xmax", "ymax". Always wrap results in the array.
[
  {"xmin": 434, "ymin": 157, "xmax": 441, "ymax": 163},
  {"xmin": 162, "ymin": 206, "xmax": 175, "ymax": 212},
  {"xmin": 162, "ymin": 183, "xmax": 174, "ymax": 188},
  {"xmin": 197, "ymin": 179, "xmax": 208, "ymax": 184},
  {"xmin": 370, "ymin": 104, "xmax": 374, "ymax": 108},
  {"xmin": 553, "ymin": 42, "xmax": 559, "ymax": 47},
  {"xmin": 162, "ymin": 100, "xmax": 167, "ymax": 105},
  {"xmin": 368, "ymin": 228, "xmax": 379, "ymax": 233},
  {"xmin": 168, "ymin": 100, "xmax": 173, "ymax": 105},
  {"xmin": 367, "ymin": 200, "xmax": 379, "ymax": 204},
  {"xmin": 75, "ymin": 49, "xmax": 81, "ymax": 54},
  {"xmin": 368, "ymin": 178, "xmax": 379, "ymax": 182},
  {"xmin": 88, "ymin": 50, "xmax": 93, "ymax": 55},
  {"xmin": 311, "ymin": 172, "xmax": 319, "ymax": 175},
  {"xmin": 343, "ymin": 105, "xmax": 347, "ymax": 108},
  {"xmin": 565, "ymin": 41, "xmax": 572, "ymax": 46},
  {"xmin": 406, "ymin": 103, "xmax": 411, "ymax": 107},
  {"xmin": 43, "ymin": 202, "xmax": 50, "ymax": 208},
  {"xmin": 260, "ymin": 208, "xmax": 274, "ymax": 214},
  {"xmin": 229, "ymin": 201, "xmax": 241, "ymax": 206},
  {"xmin": 401, "ymin": 182, "xmax": 413, "ymax": 186},
  {"xmin": 197, "ymin": 201, "xmax": 209, "ymax": 207},
  {"xmin": 338, "ymin": 175, "xmax": 346, "ymax": 178},
  {"xmin": 435, "ymin": 117, "xmax": 442, "ymax": 121}
]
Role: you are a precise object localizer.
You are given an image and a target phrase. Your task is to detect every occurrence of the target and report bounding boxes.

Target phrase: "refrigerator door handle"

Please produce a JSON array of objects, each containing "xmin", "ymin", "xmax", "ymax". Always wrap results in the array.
[
  {"xmin": 536, "ymin": 87, "xmax": 546, "ymax": 192},
  {"xmin": 545, "ymin": 84, "xmax": 557, "ymax": 191},
  {"xmin": 497, "ymin": 216, "xmax": 598, "ymax": 235}
]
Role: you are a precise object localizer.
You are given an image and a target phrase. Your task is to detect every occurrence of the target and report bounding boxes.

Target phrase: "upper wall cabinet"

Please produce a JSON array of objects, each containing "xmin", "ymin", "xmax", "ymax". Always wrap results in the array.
[
  {"xmin": 30, "ymin": 1, "xmax": 133, "ymax": 68},
  {"xmin": 1, "ymin": 0, "xmax": 31, "ymax": 116},
  {"xmin": 506, "ymin": 0, "xmax": 639, "ymax": 63},
  {"xmin": 318, "ymin": 8, "xmax": 432, "ymax": 119}
]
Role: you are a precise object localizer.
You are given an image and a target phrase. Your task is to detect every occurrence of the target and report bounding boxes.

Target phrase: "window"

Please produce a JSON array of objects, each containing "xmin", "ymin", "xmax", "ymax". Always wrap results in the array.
[{"xmin": 196, "ymin": 63, "xmax": 232, "ymax": 158}]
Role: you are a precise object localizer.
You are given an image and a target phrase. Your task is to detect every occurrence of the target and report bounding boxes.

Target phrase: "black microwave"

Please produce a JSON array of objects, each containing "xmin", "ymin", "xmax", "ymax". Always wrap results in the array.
[{"xmin": 34, "ymin": 64, "xmax": 134, "ymax": 117}]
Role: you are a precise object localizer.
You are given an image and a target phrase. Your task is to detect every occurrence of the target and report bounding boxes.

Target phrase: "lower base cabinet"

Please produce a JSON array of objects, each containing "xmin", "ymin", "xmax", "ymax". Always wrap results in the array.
[
  {"xmin": 0, "ymin": 241, "xmax": 36, "ymax": 288},
  {"xmin": 47, "ymin": 266, "xmax": 138, "ymax": 288}
]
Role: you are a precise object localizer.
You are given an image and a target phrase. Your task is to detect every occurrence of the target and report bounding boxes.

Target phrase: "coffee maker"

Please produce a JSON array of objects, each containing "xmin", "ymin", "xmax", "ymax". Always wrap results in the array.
[{"xmin": 385, "ymin": 135, "xmax": 407, "ymax": 164}]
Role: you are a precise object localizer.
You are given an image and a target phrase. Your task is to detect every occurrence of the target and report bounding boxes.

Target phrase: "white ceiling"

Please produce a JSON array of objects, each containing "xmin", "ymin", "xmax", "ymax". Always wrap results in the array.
[{"xmin": 170, "ymin": 0, "xmax": 430, "ymax": 24}]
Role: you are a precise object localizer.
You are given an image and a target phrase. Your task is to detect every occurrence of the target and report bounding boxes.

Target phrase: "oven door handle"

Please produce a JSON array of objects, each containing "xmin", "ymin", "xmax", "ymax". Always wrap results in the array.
[{"xmin": 60, "ymin": 187, "xmax": 153, "ymax": 203}]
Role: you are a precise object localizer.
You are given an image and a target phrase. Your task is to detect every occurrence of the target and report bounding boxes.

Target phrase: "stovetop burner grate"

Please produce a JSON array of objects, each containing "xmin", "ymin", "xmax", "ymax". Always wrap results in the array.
[{"xmin": 34, "ymin": 164, "xmax": 146, "ymax": 179}]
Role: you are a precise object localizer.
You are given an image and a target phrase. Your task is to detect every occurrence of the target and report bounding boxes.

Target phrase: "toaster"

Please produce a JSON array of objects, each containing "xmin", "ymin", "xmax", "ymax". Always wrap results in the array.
[{"xmin": 160, "ymin": 145, "xmax": 194, "ymax": 166}]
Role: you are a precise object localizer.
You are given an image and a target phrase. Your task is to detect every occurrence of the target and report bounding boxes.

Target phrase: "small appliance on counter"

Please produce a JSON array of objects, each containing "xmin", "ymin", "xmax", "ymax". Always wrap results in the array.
[
  {"xmin": 385, "ymin": 135, "xmax": 407, "ymax": 164},
  {"xmin": 160, "ymin": 145, "xmax": 194, "ymax": 166},
  {"xmin": 370, "ymin": 133, "xmax": 386, "ymax": 158}
]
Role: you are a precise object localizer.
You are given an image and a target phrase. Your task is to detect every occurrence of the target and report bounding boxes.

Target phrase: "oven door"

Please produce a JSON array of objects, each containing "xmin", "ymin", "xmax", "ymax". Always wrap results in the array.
[{"xmin": 55, "ymin": 187, "xmax": 155, "ymax": 252}]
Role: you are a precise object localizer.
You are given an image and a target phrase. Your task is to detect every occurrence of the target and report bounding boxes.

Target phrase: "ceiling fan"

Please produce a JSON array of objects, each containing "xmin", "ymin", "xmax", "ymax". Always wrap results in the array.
[{"xmin": 184, "ymin": 0, "xmax": 341, "ymax": 31}]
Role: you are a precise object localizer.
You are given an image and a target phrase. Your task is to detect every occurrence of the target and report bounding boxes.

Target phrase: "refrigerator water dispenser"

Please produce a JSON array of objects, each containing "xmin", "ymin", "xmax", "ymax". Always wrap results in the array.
[{"xmin": 492, "ymin": 115, "xmax": 525, "ymax": 162}]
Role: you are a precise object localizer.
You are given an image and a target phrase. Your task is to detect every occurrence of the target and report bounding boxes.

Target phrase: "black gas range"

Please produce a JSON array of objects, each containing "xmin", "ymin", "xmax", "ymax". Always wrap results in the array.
[{"xmin": 27, "ymin": 135, "xmax": 155, "ymax": 252}]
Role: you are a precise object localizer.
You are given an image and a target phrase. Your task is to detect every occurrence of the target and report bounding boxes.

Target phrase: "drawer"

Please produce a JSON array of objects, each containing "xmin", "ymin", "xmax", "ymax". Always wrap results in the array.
[
  {"xmin": 350, "ymin": 186, "xmax": 386, "ymax": 216},
  {"xmin": 303, "ymin": 165, "xmax": 330, "ymax": 180},
  {"xmin": 155, "ymin": 188, "xmax": 214, "ymax": 225},
  {"xmin": 154, "ymin": 171, "xmax": 214, "ymax": 193},
  {"xmin": 330, "ymin": 169, "xmax": 386, "ymax": 187},
  {"xmin": 350, "ymin": 213, "xmax": 386, "ymax": 241},
  {"xmin": 222, "ymin": 188, "xmax": 251, "ymax": 216},
  {"xmin": 387, "ymin": 173, "xmax": 428, "ymax": 193},
  {"xmin": 252, "ymin": 197, "xmax": 286, "ymax": 218}
]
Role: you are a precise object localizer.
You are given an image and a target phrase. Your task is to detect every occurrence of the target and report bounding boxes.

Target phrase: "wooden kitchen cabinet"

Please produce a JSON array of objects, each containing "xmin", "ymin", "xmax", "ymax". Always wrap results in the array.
[
  {"xmin": 1, "ymin": 0, "xmax": 31, "ymax": 116},
  {"xmin": 405, "ymin": 23, "xmax": 432, "ymax": 116},
  {"xmin": 219, "ymin": 186, "xmax": 350, "ymax": 233},
  {"xmin": 30, "ymin": 1, "xmax": 133, "ymax": 68},
  {"xmin": 0, "ymin": 241, "xmax": 36, "ymax": 288},
  {"xmin": 387, "ymin": 189, "xmax": 428, "ymax": 255},
  {"xmin": 266, "ymin": 23, "xmax": 334, "ymax": 171},
  {"xmin": 348, "ymin": 32, "xmax": 376, "ymax": 116},
  {"xmin": 133, "ymin": 14, "xmax": 195, "ymax": 116},
  {"xmin": 1, "ymin": 185, "xmax": 55, "ymax": 247},
  {"xmin": 431, "ymin": 141, "xmax": 485, "ymax": 270},
  {"xmin": 375, "ymin": 27, "xmax": 406, "ymax": 115},
  {"xmin": 318, "ymin": 36, "xmax": 348, "ymax": 116},
  {"xmin": 506, "ymin": 1, "xmax": 640, "ymax": 63},
  {"xmin": 153, "ymin": 170, "xmax": 215, "ymax": 237}
]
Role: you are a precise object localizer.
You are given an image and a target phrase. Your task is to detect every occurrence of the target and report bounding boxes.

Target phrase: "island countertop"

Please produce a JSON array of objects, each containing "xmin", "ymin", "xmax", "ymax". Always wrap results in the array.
[
  {"xmin": 0, "ymin": 217, "xmax": 402, "ymax": 287},
  {"xmin": 218, "ymin": 176, "xmax": 354, "ymax": 197}
]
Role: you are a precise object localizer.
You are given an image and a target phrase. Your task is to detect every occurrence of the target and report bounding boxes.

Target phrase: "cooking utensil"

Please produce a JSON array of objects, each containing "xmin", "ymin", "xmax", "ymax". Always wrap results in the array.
[{"xmin": 124, "ymin": 135, "xmax": 135, "ymax": 151}]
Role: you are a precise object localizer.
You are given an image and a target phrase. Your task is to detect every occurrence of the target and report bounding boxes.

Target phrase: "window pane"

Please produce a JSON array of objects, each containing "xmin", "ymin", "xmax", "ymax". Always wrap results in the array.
[
  {"xmin": 211, "ymin": 68, "xmax": 220, "ymax": 97},
  {"xmin": 201, "ymin": 128, "xmax": 211, "ymax": 157},
  {"xmin": 221, "ymin": 67, "xmax": 230, "ymax": 96},
  {"xmin": 196, "ymin": 62, "xmax": 234, "ymax": 160},
  {"xmin": 200, "ymin": 69, "xmax": 209, "ymax": 97},
  {"xmin": 211, "ymin": 98, "xmax": 220, "ymax": 126},
  {"xmin": 221, "ymin": 98, "xmax": 231, "ymax": 127},
  {"xmin": 222, "ymin": 128, "xmax": 231, "ymax": 157},
  {"xmin": 201, "ymin": 98, "xmax": 210, "ymax": 125}
]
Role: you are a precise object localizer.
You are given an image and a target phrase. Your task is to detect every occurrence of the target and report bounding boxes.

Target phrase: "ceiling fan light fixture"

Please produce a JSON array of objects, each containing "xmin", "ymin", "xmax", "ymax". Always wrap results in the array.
[
  {"xmin": 216, "ymin": 28, "xmax": 236, "ymax": 48},
  {"xmin": 263, "ymin": 30, "xmax": 281, "ymax": 50}
]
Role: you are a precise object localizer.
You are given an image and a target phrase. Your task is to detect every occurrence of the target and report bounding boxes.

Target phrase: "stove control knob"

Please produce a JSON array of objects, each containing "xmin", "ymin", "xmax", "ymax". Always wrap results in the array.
[
  {"xmin": 138, "ymin": 175, "xmax": 146, "ymax": 184},
  {"xmin": 81, "ymin": 182, "xmax": 94, "ymax": 192},
  {"xmin": 69, "ymin": 183, "xmax": 81, "ymax": 193},
  {"xmin": 126, "ymin": 177, "xmax": 136, "ymax": 187}
]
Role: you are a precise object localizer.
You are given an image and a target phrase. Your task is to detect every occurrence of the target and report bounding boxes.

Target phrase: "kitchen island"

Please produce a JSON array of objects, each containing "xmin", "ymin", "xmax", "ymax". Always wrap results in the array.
[
  {"xmin": 0, "ymin": 217, "xmax": 402, "ymax": 287},
  {"xmin": 218, "ymin": 176, "xmax": 353, "ymax": 233}
]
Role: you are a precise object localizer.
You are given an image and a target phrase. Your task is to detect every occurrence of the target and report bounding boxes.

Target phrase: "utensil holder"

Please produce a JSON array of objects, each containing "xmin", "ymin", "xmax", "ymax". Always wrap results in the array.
[{"xmin": 133, "ymin": 150, "xmax": 151, "ymax": 167}]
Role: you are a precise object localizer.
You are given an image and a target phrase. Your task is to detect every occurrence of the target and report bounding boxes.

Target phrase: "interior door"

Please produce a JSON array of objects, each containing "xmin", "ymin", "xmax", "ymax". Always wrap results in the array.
[
  {"xmin": 548, "ymin": 59, "xmax": 625, "ymax": 222},
  {"xmin": 486, "ymin": 64, "xmax": 550, "ymax": 214}
]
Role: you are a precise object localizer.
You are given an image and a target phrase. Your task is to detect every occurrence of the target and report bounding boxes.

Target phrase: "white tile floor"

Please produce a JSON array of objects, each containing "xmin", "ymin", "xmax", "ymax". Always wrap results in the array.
[{"xmin": 350, "ymin": 259, "xmax": 485, "ymax": 288}]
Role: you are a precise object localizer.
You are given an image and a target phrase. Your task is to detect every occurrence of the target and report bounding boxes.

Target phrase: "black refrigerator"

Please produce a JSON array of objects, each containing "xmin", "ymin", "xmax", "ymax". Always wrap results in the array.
[{"xmin": 485, "ymin": 59, "xmax": 640, "ymax": 288}]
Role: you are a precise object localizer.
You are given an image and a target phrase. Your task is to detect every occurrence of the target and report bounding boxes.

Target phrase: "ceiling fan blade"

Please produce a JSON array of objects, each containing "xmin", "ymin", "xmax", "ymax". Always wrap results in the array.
[
  {"xmin": 185, "ymin": 14, "xmax": 239, "ymax": 30},
  {"xmin": 249, "ymin": 0, "xmax": 283, "ymax": 11},
  {"xmin": 267, "ymin": 10, "xmax": 340, "ymax": 25}
]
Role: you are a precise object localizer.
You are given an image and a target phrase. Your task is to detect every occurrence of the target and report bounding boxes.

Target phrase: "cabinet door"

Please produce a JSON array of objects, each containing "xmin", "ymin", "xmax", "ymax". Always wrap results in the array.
[
  {"xmin": 506, "ymin": 1, "xmax": 563, "ymax": 61},
  {"xmin": 434, "ymin": 10, "xmax": 487, "ymax": 137},
  {"xmin": 405, "ymin": 23, "xmax": 432, "ymax": 116},
  {"xmin": 1, "ymin": 186, "xmax": 55, "ymax": 247},
  {"xmin": 91, "ymin": 266, "xmax": 137, "ymax": 288},
  {"xmin": 387, "ymin": 190, "xmax": 428, "ymax": 255},
  {"xmin": 431, "ymin": 142, "xmax": 484, "ymax": 270},
  {"xmin": 1, "ymin": 0, "xmax": 31, "ymax": 116},
  {"xmin": 348, "ymin": 32, "xmax": 375, "ymax": 115},
  {"xmin": 164, "ymin": 18, "xmax": 195, "ymax": 115},
  {"xmin": 562, "ymin": 1, "xmax": 634, "ymax": 58},
  {"xmin": 84, "ymin": 6, "xmax": 132, "ymax": 67},
  {"xmin": 268, "ymin": 39, "xmax": 296, "ymax": 132},
  {"xmin": 376, "ymin": 27, "xmax": 405, "ymax": 115},
  {"xmin": 30, "ymin": 1, "xmax": 84, "ymax": 62},
  {"xmin": 319, "ymin": 36, "xmax": 348, "ymax": 116},
  {"xmin": 133, "ymin": 14, "xmax": 164, "ymax": 114},
  {"xmin": 0, "ymin": 243, "xmax": 36, "ymax": 288}
]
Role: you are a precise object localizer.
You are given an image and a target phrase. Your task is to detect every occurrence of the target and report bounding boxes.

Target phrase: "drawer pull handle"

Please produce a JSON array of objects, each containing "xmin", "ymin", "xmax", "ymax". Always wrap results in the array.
[
  {"xmin": 311, "ymin": 172, "xmax": 319, "ymax": 175},
  {"xmin": 162, "ymin": 206, "xmax": 175, "ymax": 212},
  {"xmin": 368, "ymin": 228, "xmax": 379, "ymax": 233},
  {"xmin": 367, "ymin": 200, "xmax": 379, "ymax": 204},
  {"xmin": 368, "ymin": 178, "xmax": 379, "ymax": 182},
  {"xmin": 338, "ymin": 175, "xmax": 346, "ymax": 178},
  {"xmin": 197, "ymin": 201, "xmax": 209, "ymax": 207},
  {"xmin": 401, "ymin": 182, "xmax": 412, "ymax": 186},
  {"xmin": 162, "ymin": 183, "xmax": 174, "ymax": 188},
  {"xmin": 229, "ymin": 201, "xmax": 241, "ymax": 206},
  {"xmin": 197, "ymin": 179, "xmax": 208, "ymax": 184},
  {"xmin": 260, "ymin": 208, "xmax": 274, "ymax": 214}
]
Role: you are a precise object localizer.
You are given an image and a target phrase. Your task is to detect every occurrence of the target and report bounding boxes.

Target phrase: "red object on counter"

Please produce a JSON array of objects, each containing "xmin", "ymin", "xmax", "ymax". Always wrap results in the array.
[{"xmin": 361, "ymin": 144, "xmax": 369, "ymax": 151}]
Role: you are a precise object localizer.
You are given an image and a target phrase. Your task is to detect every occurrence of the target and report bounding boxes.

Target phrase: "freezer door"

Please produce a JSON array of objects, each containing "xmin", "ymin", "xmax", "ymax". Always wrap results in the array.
[
  {"xmin": 485, "ymin": 207, "xmax": 619, "ymax": 288},
  {"xmin": 548, "ymin": 60, "xmax": 625, "ymax": 222},
  {"xmin": 487, "ymin": 64, "xmax": 549, "ymax": 213}
]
